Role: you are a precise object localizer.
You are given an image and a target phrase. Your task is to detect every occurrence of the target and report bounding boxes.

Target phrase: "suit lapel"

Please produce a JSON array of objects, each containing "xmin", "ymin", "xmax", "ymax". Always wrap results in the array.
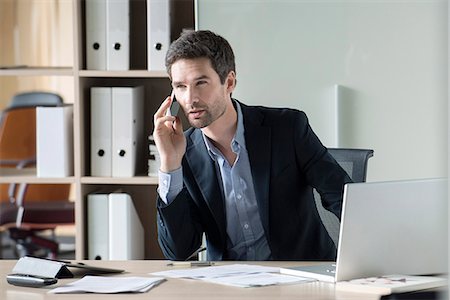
[
  {"xmin": 241, "ymin": 104, "xmax": 272, "ymax": 239},
  {"xmin": 185, "ymin": 130, "xmax": 226, "ymax": 237}
]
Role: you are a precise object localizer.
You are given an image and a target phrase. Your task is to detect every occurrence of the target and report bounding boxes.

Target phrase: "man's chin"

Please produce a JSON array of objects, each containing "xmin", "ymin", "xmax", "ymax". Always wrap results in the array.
[
  {"xmin": 188, "ymin": 117, "xmax": 211, "ymax": 129},
  {"xmin": 189, "ymin": 120, "xmax": 207, "ymax": 129}
]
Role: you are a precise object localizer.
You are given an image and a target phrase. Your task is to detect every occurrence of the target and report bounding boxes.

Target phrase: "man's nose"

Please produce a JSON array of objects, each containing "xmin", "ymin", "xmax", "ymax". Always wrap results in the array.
[{"xmin": 184, "ymin": 87, "xmax": 198, "ymax": 106}]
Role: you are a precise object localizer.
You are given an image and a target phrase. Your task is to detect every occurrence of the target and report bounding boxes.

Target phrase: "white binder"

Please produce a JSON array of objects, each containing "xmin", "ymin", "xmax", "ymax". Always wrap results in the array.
[
  {"xmin": 108, "ymin": 193, "xmax": 144, "ymax": 259},
  {"xmin": 87, "ymin": 193, "xmax": 110, "ymax": 260},
  {"xmin": 147, "ymin": 0, "xmax": 170, "ymax": 71},
  {"xmin": 106, "ymin": 0, "xmax": 130, "ymax": 70},
  {"xmin": 36, "ymin": 106, "xmax": 73, "ymax": 177},
  {"xmin": 91, "ymin": 87, "xmax": 112, "ymax": 177},
  {"xmin": 111, "ymin": 86, "xmax": 144, "ymax": 177},
  {"xmin": 86, "ymin": 0, "xmax": 107, "ymax": 70}
]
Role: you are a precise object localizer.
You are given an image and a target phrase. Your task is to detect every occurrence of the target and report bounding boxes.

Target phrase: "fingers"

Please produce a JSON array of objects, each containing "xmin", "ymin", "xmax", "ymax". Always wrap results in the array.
[
  {"xmin": 173, "ymin": 116, "xmax": 183, "ymax": 134},
  {"xmin": 154, "ymin": 95, "xmax": 174, "ymax": 119}
]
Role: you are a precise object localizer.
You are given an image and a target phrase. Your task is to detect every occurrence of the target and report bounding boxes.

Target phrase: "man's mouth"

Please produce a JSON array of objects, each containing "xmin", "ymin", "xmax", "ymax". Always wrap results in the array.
[{"xmin": 189, "ymin": 110, "xmax": 205, "ymax": 119}]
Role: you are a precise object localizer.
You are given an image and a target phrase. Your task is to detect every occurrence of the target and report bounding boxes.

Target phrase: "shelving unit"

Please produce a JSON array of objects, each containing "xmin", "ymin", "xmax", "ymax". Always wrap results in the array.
[{"xmin": 1, "ymin": 0, "xmax": 194, "ymax": 260}]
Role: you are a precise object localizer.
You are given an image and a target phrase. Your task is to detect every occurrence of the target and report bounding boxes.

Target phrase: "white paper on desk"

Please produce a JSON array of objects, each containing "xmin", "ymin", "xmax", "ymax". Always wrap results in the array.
[
  {"xmin": 202, "ymin": 272, "xmax": 315, "ymax": 288},
  {"xmin": 151, "ymin": 263, "xmax": 280, "ymax": 279},
  {"xmin": 48, "ymin": 276, "xmax": 165, "ymax": 294}
]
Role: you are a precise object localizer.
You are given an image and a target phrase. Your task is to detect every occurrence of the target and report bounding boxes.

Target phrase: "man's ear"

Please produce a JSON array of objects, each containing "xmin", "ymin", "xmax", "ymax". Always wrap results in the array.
[{"xmin": 225, "ymin": 71, "xmax": 236, "ymax": 94}]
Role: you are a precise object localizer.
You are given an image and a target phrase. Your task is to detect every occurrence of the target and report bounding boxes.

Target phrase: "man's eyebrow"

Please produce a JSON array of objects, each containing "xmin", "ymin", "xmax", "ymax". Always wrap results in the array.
[{"xmin": 172, "ymin": 75, "xmax": 210, "ymax": 86}]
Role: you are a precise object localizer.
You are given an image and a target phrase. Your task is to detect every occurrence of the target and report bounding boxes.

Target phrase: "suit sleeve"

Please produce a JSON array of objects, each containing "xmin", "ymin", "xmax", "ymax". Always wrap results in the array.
[
  {"xmin": 293, "ymin": 111, "xmax": 352, "ymax": 218},
  {"xmin": 156, "ymin": 187, "xmax": 204, "ymax": 260}
]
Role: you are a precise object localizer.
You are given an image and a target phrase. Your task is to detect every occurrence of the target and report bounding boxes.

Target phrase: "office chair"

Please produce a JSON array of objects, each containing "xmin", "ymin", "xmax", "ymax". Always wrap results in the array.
[
  {"xmin": 0, "ymin": 92, "xmax": 75, "ymax": 259},
  {"xmin": 314, "ymin": 148, "xmax": 374, "ymax": 247}
]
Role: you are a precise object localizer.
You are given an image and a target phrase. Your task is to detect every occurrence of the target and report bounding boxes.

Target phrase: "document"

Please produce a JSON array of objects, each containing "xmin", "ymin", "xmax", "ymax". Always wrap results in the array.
[
  {"xmin": 151, "ymin": 264, "xmax": 314, "ymax": 288},
  {"xmin": 152, "ymin": 263, "xmax": 278, "ymax": 279},
  {"xmin": 49, "ymin": 276, "xmax": 165, "ymax": 294},
  {"xmin": 335, "ymin": 274, "xmax": 447, "ymax": 295},
  {"xmin": 204, "ymin": 272, "xmax": 314, "ymax": 288}
]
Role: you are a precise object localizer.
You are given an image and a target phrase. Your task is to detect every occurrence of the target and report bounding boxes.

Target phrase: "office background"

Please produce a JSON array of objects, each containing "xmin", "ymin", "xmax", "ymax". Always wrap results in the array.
[
  {"xmin": 1, "ymin": 0, "xmax": 447, "ymax": 182},
  {"xmin": 197, "ymin": 0, "xmax": 448, "ymax": 182}
]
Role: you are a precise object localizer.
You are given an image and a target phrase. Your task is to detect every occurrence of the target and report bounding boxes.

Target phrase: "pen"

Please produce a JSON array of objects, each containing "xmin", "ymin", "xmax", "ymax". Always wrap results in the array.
[
  {"xmin": 167, "ymin": 261, "xmax": 215, "ymax": 267},
  {"xmin": 185, "ymin": 246, "xmax": 207, "ymax": 261}
]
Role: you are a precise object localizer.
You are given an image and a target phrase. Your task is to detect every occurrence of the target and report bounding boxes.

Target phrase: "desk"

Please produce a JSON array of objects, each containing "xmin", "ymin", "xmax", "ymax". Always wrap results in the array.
[{"xmin": 0, "ymin": 260, "xmax": 381, "ymax": 300}]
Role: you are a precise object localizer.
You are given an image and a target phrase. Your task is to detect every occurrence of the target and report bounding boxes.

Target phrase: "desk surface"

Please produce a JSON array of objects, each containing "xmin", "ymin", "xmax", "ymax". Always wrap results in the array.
[{"xmin": 0, "ymin": 260, "xmax": 380, "ymax": 300}]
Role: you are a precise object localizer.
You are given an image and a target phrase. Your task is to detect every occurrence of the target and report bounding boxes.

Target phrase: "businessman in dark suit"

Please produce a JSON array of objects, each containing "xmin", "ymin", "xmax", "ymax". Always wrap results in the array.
[{"xmin": 153, "ymin": 30, "xmax": 352, "ymax": 261}]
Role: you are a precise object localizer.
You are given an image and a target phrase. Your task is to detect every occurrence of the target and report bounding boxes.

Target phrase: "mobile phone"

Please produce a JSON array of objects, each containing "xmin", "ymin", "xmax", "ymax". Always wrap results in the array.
[
  {"xmin": 7, "ymin": 273, "xmax": 58, "ymax": 287},
  {"xmin": 167, "ymin": 92, "xmax": 180, "ymax": 117}
]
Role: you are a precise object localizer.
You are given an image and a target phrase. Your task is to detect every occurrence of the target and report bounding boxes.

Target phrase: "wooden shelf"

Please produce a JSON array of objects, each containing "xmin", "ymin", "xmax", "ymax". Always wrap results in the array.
[
  {"xmin": 0, "ymin": 66, "xmax": 73, "ymax": 76},
  {"xmin": 3, "ymin": 0, "xmax": 194, "ymax": 260},
  {"xmin": 81, "ymin": 176, "xmax": 158, "ymax": 185},
  {"xmin": 0, "ymin": 168, "xmax": 76, "ymax": 184},
  {"xmin": 78, "ymin": 70, "xmax": 168, "ymax": 78}
]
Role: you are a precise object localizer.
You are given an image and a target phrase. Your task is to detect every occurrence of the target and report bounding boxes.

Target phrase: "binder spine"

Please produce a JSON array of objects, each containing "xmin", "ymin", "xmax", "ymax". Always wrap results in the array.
[{"xmin": 147, "ymin": 0, "xmax": 170, "ymax": 71}]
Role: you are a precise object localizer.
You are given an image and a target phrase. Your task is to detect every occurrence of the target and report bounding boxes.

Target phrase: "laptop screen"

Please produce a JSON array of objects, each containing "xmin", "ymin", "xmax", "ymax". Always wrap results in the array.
[{"xmin": 335, "ymin": 178, "xmax": 448, "ymax": 282}]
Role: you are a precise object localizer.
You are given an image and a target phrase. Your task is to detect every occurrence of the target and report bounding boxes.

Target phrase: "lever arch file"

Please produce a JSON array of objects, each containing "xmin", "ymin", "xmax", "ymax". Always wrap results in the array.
[
  {"xmin": 87, "ymin": 192, "xmax": 144, "ymax": 260},
  {"xmin": 86, "ymin": 0, "xmax": 107, "ymax": 70},
  {"xmin": 86, "ymin": 0, "xmax": 130, "ymax": 70},
  {"xmin": 87, "ymin": 193, "xmax": 110, "ymax": 260},
  {"xmin": 106, "ymin": 0, "xmax": 130, "ymax": 70},
  {"xmin": 111, "ymin": 86, "xmax": 144, "ymax": 177},
  {"xmin": 108, "ymin": 193, "xmax": 144, "ymax": 259},
  {"xmin": 91, "ymin": 87, "xmax": 112, "ymax": 177},
  {"xmin": 90, "ymin": 86, "xmax": 144, "ymax": 177},
  {"xmin": 147, "ymin": 0, "xmax": 170, "ymax": 71}
]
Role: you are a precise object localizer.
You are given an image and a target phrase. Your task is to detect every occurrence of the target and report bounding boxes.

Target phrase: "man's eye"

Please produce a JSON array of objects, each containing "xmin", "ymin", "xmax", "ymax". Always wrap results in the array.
[{"xmin": 197, "ymin": 81, "xmax": 207, "ymax": 86}]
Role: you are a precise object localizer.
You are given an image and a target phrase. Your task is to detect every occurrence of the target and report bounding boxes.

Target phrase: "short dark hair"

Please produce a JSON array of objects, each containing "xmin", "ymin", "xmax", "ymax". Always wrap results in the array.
[{"xmin": 165, "ymin": 30, "xmax": 236, "ymax": 84}]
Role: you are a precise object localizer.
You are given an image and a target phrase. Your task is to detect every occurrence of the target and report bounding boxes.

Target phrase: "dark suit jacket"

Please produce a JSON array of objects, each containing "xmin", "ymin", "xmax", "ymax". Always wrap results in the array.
[{"xmin": 157, "ymin": 101, "xmax": 352, "ymax": 261}]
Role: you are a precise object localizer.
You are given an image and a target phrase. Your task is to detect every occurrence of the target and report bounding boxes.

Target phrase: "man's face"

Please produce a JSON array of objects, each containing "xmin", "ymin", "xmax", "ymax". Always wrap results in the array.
[{"xmin": 170, "ymin": 57, "xmax": 234, "ymax": 129}]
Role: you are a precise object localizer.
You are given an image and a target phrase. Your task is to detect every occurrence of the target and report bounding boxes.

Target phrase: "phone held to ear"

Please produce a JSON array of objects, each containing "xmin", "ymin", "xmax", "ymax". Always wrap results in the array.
[{"xmin": 167, "ymin": 92, "xmax": 180, "ymax": 117}]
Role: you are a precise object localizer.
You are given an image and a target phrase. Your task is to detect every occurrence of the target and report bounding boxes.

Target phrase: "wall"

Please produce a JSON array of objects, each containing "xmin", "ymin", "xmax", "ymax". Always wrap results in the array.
[
  {"xmin": 196, "ymin": 0, "xmax": 448, "ymax": 181},
  {"xmin": 0, "ymin": 0, "xmax": 74, "ymax": 110}
]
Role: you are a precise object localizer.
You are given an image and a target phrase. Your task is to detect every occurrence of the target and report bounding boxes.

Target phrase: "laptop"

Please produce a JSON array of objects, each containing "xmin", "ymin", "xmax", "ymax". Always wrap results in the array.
[{"xmin": 280, "ymin": 178, "xmax": 448, "ymax": 282}]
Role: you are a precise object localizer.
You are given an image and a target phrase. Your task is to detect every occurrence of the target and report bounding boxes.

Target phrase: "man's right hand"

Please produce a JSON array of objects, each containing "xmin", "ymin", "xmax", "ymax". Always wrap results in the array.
[{"xmin": 153, "ymin": 95, "xmax": 186, "ymax": 172}]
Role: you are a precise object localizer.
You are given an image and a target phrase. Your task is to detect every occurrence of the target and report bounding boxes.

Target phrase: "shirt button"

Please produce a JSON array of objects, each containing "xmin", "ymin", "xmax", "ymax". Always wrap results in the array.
[
  {"xmin": 163, "ymin": 179, "xmax": 168, "ymax": 186},
  {"xmin": 244, "ymin": 223, "xmax": 249, "ymax": 230},
  {"xmin": 236, "ymin": 194, "xmax": 242, "ymax": 200}
]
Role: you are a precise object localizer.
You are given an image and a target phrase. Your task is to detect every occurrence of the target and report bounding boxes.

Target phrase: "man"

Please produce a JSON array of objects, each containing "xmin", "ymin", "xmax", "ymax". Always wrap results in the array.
[{"xmin": 153, "ymin": 30, "xmax": 352, "ymax": 261}]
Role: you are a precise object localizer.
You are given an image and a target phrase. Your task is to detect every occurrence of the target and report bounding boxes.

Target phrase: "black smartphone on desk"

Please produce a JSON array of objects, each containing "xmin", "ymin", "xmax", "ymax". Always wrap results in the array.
[{"xmin": 7, "ymin": 274, "xmax": 58, "ymax": 287}]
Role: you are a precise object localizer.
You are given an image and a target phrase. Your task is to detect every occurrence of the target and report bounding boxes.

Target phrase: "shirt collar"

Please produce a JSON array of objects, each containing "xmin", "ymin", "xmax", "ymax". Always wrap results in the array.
[{"xmin": 202, "ymin": 100, "xmax": 246, "ymax": 161}]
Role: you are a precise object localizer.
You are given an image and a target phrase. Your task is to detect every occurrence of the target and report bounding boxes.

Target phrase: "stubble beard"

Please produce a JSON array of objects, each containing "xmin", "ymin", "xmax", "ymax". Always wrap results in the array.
[{"xmin": 186, "ymin": 97, "xmax": 227, "ymax": 129}]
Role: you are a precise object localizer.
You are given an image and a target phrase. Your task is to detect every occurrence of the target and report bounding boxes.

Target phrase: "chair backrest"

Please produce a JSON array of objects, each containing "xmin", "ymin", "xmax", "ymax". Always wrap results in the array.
[
  {"xmin": 314, "ymin": 148, "xmax": 374, "ymax": 247},
  {"xmin": 327, "ymin": 148, "xmax": 374, "ymax": 183},
  {"xmin": 0, "ymin": 107, "xmax": 37, "ymax": 162},
  {"xmin": 9, "ymin": 92, "xmax": 63, "ymax": 109}
]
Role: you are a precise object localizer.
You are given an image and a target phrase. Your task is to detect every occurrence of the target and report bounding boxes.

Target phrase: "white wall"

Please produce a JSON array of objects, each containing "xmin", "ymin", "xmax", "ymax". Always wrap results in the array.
[{"xmin": 196, "ymin": 0, "xmax": 447, "ymax": 181}]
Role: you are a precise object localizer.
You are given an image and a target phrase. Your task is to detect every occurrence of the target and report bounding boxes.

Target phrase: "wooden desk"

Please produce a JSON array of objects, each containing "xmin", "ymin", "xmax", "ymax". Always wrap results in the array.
[{"xmin": 0, "ymin": 260, "xmax": 380, "ymax": 300}]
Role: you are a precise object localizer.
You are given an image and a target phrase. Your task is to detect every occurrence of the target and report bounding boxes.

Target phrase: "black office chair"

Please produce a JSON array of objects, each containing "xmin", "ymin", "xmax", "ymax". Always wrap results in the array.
[
  {"xmin": 9, "ymin": 91, "xmax": 63, "ymax": 108},
  {"xmin": 0, "ymin": 91, "xmax": 75, "ymax": 259},
  {"xmin": 314, "ymin": 148, "xmax": 374, "ymax": 246}
]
